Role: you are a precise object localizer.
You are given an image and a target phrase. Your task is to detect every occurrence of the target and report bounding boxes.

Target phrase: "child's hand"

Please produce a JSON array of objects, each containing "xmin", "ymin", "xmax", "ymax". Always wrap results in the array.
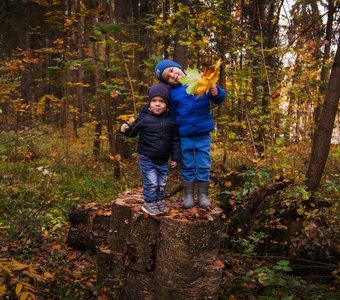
[
  {"xmin": 170, "ymin": 161, "xmax": 178, "ymax": 168},
  {"xmin": 210, "ymin": 84, "xmax": 218, "ymax": 96},
  {"xmin": 120, "ymin": 123, "xmax": 130, "ymax": 133},
  {"xmin": 127, "ymin": 117, "xmax": 135, "ymax": 125}
]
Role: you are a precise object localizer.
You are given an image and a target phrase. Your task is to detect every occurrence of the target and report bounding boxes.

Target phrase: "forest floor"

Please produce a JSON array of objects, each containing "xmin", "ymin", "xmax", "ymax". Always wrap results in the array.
[{"xmin": 0, "ymin": 126, "xmax": 339, "ymax": 299}]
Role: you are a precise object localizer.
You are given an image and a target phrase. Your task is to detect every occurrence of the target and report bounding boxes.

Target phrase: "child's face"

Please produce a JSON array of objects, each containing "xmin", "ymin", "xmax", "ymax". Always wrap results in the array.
[
  {"xmin": 149, "ymin": 96, "xmax": 167, "ymax": 115},
  {"xmin": 162, "ymin": 67, "xmax": 184, "ymax": 86}
]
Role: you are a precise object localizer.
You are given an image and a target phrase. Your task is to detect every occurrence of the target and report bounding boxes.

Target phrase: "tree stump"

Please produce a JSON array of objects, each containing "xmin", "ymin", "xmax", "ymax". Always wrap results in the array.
[
  {"xmin": 66, "ymin": 203, "xmax": 111, "ymax": 252},
  {"xmin": 98, "ymin": 189, "xmax": 225, "ymax": 300}
]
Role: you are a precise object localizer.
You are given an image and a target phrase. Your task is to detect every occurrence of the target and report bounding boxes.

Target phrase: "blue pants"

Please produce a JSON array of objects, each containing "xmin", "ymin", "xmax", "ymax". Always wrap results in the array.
[
  {"xmin": 139, "ymin": 154, "xmax": 168, "ymax": 202},
  {"xmin": 180, "ymin": 134, "xmax": 211, "ymax": 182}
]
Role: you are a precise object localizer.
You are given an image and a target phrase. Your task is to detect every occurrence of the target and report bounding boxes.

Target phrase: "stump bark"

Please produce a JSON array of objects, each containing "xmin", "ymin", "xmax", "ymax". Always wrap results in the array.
[
  {"xmin": 66, "ymin": 203, "xmax": 111, "ymax": 252},
  {"xmin": 97, "ymin": 189, "xmax": 225, "ymax": 300}
]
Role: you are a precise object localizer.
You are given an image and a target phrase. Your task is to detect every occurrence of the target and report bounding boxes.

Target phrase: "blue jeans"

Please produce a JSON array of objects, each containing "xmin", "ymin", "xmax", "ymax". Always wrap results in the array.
[
  {"xmin": 180, "ymin": 134, "xmax": 211, "ymax": 182},
  {"xmin": 139, "ymin": 154, "xmax": 168, "ymax": 203}
]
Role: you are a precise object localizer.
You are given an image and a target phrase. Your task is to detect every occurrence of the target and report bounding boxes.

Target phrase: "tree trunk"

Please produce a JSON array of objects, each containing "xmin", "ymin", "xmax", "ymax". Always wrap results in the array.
[
  {"xmin": 246, "ymin": 0, "xmax": 265, "ymax": 153},
  {"xmin": 314, "ymin": 0, "xmax": 335, "ymax": 126},
  {"xmin": 75, "ymin": 0, "xmax": 85, "ymax": 127},
  {"xmin": 173, "ymin": 0, "xmax": 188, "ymax": 67},
  {"xmin": 101, "ymin": 1, "xmax": 120, "ymax": 176},
  {"xmin": 62, "ymin": 0, "xmax": 72, "ymax": 129},
  {"xmin": 215, "ymin": 0, "xmax": 230, "ymax": 133},
  {"xmin": 91, "ymin": 42, "xmax": 103, "ymax": 156},
  {"xmin": 113, "ymin": 0, "xmax": 140, "ymax": 161},
  {"xmin": 162, "ymin": 0, "xmax": 170, "ymax": 58},
  {"xmin": 295, "ymin": 96, "xmax": 302, "ymax": 142},
  {"xmin": 19, "ymin": 29, "xmax": 34, "ymax": 129},
  {"xmin": 306, "ymin": 39, "xmax": 340, "ymax": 191}
]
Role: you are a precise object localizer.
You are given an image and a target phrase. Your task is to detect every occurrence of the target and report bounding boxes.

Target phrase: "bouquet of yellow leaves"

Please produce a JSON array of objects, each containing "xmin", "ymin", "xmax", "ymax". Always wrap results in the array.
[{"xmin": 179, "ymin": 59, "xmax": 222, "ymax": 97}]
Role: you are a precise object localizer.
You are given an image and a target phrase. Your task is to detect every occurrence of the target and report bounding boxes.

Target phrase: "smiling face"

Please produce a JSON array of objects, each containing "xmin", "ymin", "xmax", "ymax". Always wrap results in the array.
[
  {"xmin": 149, "ymin": 96, "xmax": 167, "ymax": 115},
  {"xmin": 162, "ymin": 66, "xmax": 185, "ymax": 86}
]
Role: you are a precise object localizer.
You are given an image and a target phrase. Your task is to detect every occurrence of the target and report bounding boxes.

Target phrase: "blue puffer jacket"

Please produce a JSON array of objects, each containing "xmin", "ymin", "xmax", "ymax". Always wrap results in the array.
[
  {"xmin": 168, "ymin": 84, "xmax": 226, "ymax": 137},
  {"xmin": 120, "ymin": 105, "xmax": 181, "ymax": 164}
]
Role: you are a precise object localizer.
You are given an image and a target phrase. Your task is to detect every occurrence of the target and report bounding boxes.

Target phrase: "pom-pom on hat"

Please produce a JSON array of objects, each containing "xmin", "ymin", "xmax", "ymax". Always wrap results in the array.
[
  {"xmin": 148, "ymin": 83, "xmax": 170, "ymax": 105},
  {"xmin": 155, "ymin": 59, "xmax": 182, "ymax": 83}
]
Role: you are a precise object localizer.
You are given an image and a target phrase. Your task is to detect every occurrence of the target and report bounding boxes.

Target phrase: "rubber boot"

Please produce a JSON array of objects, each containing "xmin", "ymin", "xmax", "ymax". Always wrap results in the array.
[
  {"xmin": 182, "ymin": 181, "xmax": 195, "ymax": 209},
  {"xmin": 197, "ymin": 181, "xmax": 212, "ymax": 208}
]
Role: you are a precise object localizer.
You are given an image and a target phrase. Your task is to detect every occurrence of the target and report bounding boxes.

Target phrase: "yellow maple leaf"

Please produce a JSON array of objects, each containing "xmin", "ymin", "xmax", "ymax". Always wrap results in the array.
[
  {"xmin": 180, "ymin": 59, "xmax": 222, "ymax": 97},
  {"xmin": 204, "ymin": 59, "xmax": 222, "ymax": 81},
  {"xmin": 196, "ymin": 59, "xmax": 222, "ymax": 97},
  {"xmin": 196, "ymin": 76, "xmax": 210, "ymax": 97}
]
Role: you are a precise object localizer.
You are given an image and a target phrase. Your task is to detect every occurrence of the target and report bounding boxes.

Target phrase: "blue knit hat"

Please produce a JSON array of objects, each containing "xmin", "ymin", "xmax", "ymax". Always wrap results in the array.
[
  {"xmin": 149, "ymin": 83, "xmax": 170, "ymax": 105},
  {"xmin": 155, "ymin": 59, "xmax": 183, "ymax": 83}
]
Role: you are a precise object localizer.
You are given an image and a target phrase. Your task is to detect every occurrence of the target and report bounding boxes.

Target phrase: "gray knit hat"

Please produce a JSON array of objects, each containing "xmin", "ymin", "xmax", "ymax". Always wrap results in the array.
[{"xmin": 148, "ymin": 83, "xmax": 170, "ymax": 105}]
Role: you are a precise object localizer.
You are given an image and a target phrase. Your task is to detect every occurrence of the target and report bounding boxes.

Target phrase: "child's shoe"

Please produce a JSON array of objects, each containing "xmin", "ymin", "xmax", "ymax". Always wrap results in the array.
[
  {"xmin": 142, "ymin": 202, "xmax": 161, "ymax": 215},
  {"xmin": 197, "ymin": 181, "xmax": 212, "ymax": 208},
  {"xmin": 157, "ymin": 200, "xmax": 168, "ymax": 213},
  {"xmin": 182, "ymin": 181, "xmax": 195, "ymax": 209}
]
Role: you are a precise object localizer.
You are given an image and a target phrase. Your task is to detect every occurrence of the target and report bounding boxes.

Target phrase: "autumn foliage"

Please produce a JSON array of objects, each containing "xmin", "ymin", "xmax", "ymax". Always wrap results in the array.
[{"xmin": 0, "ymin": 0, "xmax": 339, "ymax": 299}]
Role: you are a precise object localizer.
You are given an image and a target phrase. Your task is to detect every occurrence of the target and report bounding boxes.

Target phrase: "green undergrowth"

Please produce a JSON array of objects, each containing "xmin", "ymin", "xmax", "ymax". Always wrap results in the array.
[
  {"xmin": 0, "ymin": 125, "xmax": 140, "ymax": 299},
  {"xmin": 211, "ymin": 142, "xmax": 339, "ymax": 299},
  {"xmin": 0, "ymin": 125, "xmax": 338, "ymax": 299}
]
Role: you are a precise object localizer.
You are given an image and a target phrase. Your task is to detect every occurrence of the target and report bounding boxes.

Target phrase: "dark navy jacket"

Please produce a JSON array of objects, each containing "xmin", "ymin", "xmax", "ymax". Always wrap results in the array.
[
  {"xmin": 169, "ymin": 84, "xmax": 226, "ymax": 137},
  {"xmin": 120, "ymin": 105, "xmax": 181, "ymax": 164}
]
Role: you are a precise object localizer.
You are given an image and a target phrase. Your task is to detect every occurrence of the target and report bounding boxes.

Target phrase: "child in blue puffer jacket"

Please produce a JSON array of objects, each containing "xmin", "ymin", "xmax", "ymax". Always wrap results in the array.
[{"xmin": 155, "ymin": 59, "xmax": 226, "ymax": 209}]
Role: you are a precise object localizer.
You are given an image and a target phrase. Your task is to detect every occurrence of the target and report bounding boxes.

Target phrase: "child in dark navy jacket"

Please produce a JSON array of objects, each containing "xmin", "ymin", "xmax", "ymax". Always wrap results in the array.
[
  {"xmin": 155, "ymin": 59, "xmax": 226, "ymax": 209},
  {"xmin": 120, "ymin": 83, "xmax": 181, "ymax": 215}
]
